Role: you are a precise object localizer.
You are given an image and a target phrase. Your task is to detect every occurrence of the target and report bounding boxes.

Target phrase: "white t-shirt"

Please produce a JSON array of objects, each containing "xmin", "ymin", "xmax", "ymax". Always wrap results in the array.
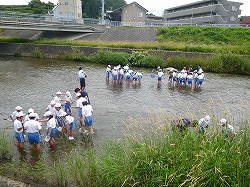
[
  {"xmin": 55, "ymin": 109, "xmax": 64, "ymax": 118},
  {"xmin": 198, "ymin": 73, "xmax": 204, "ymax": 80},
  {"xmin": 82, "ymin": 105, "xmax": 93, "ymax": 117},
  {"xmin": 24, "ymin": 120, "xmax": 42, "ymax": 133},
  {"xmin": 54, "ymin": 96, "xmax": 61, "ymax": 103},
  {"xmin": 47, "ymin": 117, "xmax": 57, "ymax": 129},
  {"xmin": 66, "ymin": 115, "xmax": 75, "ymax": 124},
  {"xmin": 78, "ymin": 69, "xmax": 85, "ymax": 78},
  {"xmin": 158, "ymin": 72, "xmax": 164, "ymax": 78},
  {"xmin": 76, "ymin": 97, "xmax": 87, "ymax": 108},
  {"xmin": 65, "ymin": 95, "xmax": 73, "ymax": 103},
  {"xmin": 14, "ymin": 119, "xmax": 23, "ymax": 133},
  {"xmin": 199, "ymin": 118, "xmax": 210, "ymax": 128}
]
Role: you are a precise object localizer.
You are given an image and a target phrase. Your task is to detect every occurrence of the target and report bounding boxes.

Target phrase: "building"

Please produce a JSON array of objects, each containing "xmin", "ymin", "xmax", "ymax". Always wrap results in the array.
[
  {"xmin": 163, "ymin": 0, "xmax": 243, "ymax": 25},
  {"xmin": 107, "ymin": 2, "xmax": 148, "ymax": 26},
  {"xmin": 52, "ymin": 0, "xmax": 82, "ymax": 22},
  {"xmin": 241, "ymin": 16, "xmax": 250, "ymax": 26}
]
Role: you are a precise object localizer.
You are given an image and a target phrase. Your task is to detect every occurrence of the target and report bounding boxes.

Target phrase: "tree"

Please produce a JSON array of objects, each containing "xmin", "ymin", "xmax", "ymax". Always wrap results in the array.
[{"xmin": 81, "ymin": 0, "xmax": 126, "ymax": 18}]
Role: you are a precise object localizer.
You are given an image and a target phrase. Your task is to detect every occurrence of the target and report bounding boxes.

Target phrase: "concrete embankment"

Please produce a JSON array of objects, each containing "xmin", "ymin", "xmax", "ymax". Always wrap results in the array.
[
  {"xmin": 0, "ymin": 28, "xmax": 214, "ymax": 59},
  {"xmin": 0, "ymin": 42, "xmax": 213, "ymax": 59}
]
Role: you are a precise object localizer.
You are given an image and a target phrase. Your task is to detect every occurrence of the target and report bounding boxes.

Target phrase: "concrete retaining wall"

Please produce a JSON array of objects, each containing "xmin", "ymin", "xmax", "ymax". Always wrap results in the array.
[{"xmin": 0, "ymin": 42, "xmax": 214, "ymax": 59}]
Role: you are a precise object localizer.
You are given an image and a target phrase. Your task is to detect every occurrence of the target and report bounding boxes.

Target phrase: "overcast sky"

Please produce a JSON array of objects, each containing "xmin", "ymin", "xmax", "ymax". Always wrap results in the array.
[{"xmin": 0, "ymin": 0, "xmax": 248, "ymax": 16}]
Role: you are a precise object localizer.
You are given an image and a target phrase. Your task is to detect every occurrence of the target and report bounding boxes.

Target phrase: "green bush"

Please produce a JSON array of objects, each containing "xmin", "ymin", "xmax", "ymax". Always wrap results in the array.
[
  {"xmin": 89, "ymin": 50, "xmax": 129, "ymax": 65},
  {"xmin": 32, "ymin": 48, "xmax": 45, "ymax": 58}
]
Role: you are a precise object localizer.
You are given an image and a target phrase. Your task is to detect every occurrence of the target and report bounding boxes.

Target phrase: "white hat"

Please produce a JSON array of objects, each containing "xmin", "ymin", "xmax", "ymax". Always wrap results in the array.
[
  {"xmin": 55, "ymin": 103, "xmax": 61, "ymax": 108},
  {"xmin": 44, "ymin": 111, "xmax": 52, "ymax": 117},
  {"xmin": 59, "ymin": 112, "xmax": 67, "ymax": 117},
  {"xmin": 29, "ymin": 112, "xmax": 37, "ymax": 118},
  {"xmin": 50, "ymin": 100, "xmax": 56, "ymax": 105},
  {"xmin": 108, "ymin": 65, "xmax": 111, "ymax": 67},
  {"xmin": 76, "ymin": 93, "xmax": 81, "ymax": 97},
  {"xmin": 16, "ymin": 112, "xmax": 25, "ymax": 118},
  {"xmin": 15, "ymin": 106, "xmax": 22, "ymax": 111},
  {"xmin": 56, "ymin": 91, "xmax": 62, "ymax": 95},
  {"xmin": 220, "ymin": 118, "xmax": 227, "ymax": 125},
  {"xmin": 66, "ymin": 91, "xmax": 71, "ymax": 96},
  {"xmin": 204, "ymin": 115, "xmax": 210, "ymax": 122},
  {"xmin": 28, "ymin": 108, "xmax": 34, "ymax": 114}
]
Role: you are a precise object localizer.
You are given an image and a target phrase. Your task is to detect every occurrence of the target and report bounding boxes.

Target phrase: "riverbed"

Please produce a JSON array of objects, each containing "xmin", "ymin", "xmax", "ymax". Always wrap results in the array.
[{"xmin": 0, "ymin": 56, "xmax": 250, "ymax": 162}]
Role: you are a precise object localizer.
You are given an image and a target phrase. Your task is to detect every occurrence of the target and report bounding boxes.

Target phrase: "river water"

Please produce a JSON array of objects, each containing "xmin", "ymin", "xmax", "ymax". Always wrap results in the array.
[{"xmin": 0, "ymin": 56, "xmax": 250, "ymax": 162}]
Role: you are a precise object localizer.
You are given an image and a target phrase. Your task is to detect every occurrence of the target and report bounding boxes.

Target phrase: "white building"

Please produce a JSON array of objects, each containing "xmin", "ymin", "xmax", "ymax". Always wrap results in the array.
[{"xmin": 52, "ymin": 0, "xmax": 82, "ymax": 23}]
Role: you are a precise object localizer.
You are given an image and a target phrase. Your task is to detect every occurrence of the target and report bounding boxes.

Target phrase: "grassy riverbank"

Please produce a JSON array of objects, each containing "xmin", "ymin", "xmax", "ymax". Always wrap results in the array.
[
  {"xmin": 1, "ymin": 26, "xmax": 250, "ymax": 75},
  {"xmin": 0, "ymin": 115, "xmax": 249, "ymax": 186}
]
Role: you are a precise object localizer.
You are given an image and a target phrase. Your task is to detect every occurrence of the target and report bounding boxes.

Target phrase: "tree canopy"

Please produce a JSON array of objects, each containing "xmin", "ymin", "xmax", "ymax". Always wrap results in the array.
[
  {"xmin": 0, "ymin": 0, "xmax": 127, "ymax": 18},
  {"xmin": 82, "ymin": 0, "xmax": 127, "ymax": 18}
]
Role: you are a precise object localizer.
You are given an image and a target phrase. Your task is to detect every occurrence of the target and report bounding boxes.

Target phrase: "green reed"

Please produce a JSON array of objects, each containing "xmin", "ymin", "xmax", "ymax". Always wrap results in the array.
[{"xmin": 0, "ymin": 131, "xmax": 12, "ymax": 160}]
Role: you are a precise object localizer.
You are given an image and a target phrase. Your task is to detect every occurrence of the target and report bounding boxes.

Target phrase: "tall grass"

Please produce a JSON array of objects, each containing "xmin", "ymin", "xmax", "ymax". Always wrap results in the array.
[
  {"xmin": 0, "ymin": 131, "xmax": 12, "ymax": 160},
  {"xmin": 0, "ymin": 107, "xmax": 249, "ymax": 186}
]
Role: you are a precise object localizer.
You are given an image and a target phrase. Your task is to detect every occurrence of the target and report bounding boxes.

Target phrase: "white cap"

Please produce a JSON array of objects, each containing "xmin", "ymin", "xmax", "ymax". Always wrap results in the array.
[
  {"xmin": 29, "ymin": 112, "xmax": 37, "ymax": 118},
  {"xmin": 108, "ymin": 65, "xmax": 111, "ymax": 67},
  {"xmin": 16, "ymin": 112, "xmax": 25, "ymax": 118},
  {"xmin": 59, "ymin": 112, "xmax": 67, "ymax": 117},
  {"xmin": 66, "ymin": 91, "xmax": 71, "ymax": 96},
  {"xmin": 55, "ymin": 103, "xmax": 61, "ymax": 108},
  {"xmin": 28, "ymin": 108, "xmax": 34, "ymax": 114},
  {"xmin": 76, "ymin": 93, "xmax": 81, "ymax": 97},
  {"xmin": 204, "ymin": 115, "xmax": 210, "ymax": 122},
  {"xmin": 50, "ymin": 100, "xmax": 56, "ymax": 105},
  {"xmin": 44, "ymin": 111, "xmax": 52, "ymax": 117},
  {"xmin": 220, "ymin": 118, "xmax": 227, "ymax": 125},
  {"xmin": 56, "ymin": 91, "xmax": 62, "ymax": 95},
  {"xmin": 15, "ymin": 106, "xmax": 22, "ymax": 111}
]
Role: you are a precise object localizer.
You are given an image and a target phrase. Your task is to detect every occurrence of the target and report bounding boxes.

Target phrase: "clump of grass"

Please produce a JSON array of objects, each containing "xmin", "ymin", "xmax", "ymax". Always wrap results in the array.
[
  {"xmin": 32, "ymin": 47, "xmax": 45, "ymax": 58},
  {"xmin": 0, "ymin": 131, "xmax": 12, "ymax": 161},
  {"xmin": 95, "ymin": 113, "xmax": 250, "ymax": 186}
]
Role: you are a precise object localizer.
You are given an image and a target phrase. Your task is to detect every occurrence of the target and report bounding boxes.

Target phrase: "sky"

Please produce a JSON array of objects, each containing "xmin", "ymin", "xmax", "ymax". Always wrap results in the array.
[{"xmin": 0, "ymin": 0, "xmax": 248, "ymax": 16}]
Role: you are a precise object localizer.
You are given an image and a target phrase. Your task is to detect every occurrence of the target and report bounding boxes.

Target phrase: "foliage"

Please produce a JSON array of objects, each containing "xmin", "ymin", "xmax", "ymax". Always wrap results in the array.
[
  {"xmin": 88, "ymin": 50, "xmax": 129, "ymax": 65},
  {"xmin": 157, "ymin": 26, "xmax": 250, "ymax": 46},
  {"xmin": 0, "ymin": 132, "xmax": 12, "ymax": 161},
  {"xmin": 32, "ymin": 47, "xmax": 45, "ymax": 58},
  {"xmin": 82, "ymin": 0, "xmax": 126, "ymax": 18},
  {"xmin": 0, "ymin": 0, "xmax": 54, "ymax": 14}
]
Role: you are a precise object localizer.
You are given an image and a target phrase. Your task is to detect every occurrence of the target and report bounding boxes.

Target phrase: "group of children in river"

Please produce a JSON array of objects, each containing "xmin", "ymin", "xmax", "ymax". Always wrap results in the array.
[
  {"xmin": 11, "ymin": 67, "xmax": 94, "ymax": 152},
  {"xmin": 167, "ymin": 65, "xmax": 205, "ymax": 88},
  {"xmin": 106, "ymin": 64, "xmax": 143, "ymax": 85},
  {"xmin": 105, "ymin": 64, "xmax": 205, "ymax": 89}
]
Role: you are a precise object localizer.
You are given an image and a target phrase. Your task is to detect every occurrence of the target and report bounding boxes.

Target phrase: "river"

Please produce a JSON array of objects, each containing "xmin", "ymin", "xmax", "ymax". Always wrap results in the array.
[{"xmin": 0, "ymin": 56, "xmax": 250, "ymax": 162}]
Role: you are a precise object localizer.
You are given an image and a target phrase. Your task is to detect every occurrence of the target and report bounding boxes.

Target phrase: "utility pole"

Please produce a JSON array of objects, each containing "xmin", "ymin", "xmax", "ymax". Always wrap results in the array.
[{"xmin": 101, "ymin": 0, "xmax": 105, "ymax": 25}]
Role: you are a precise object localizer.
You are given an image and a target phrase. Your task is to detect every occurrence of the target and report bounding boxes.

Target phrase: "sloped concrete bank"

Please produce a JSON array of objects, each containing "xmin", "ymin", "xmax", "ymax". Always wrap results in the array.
[{"xmin": 0, "ymin": 42, "xmax": 214, "ymax": 59}]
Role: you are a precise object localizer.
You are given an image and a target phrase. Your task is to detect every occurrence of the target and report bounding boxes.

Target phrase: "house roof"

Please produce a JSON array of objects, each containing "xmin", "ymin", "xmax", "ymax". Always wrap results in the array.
[
  {"xmin": 241, "ymin": 16, "xmax": 250, "ymax": 24},
  {"xmin": 112, "ymin": 1, "xmax": 148, "ymax": 13}
]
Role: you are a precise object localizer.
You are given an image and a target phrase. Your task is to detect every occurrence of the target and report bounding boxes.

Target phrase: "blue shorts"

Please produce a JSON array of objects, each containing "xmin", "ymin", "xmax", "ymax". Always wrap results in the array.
[
  {"xmin": 64, "ymin": 103, "xmax": 71, "ymax": 114},
  {"xmin": 126, "ymin": 75, "xmax": 130, "ymax": 80},
  {"xmin": 158, "ymin": 77, "xmax": 162, "ymax": 81},
  {"xmin": 57, "ymin": 117, "xmax": 63, "ymax": 126},
  {"xmin": 113, "ymin": 75, "xmax": 118, "ymax": 80},
  {"xmin": 173, "ymin": 77, "xmax": 177, "ymax": 82},
  {"xmin": 15, "ymin": 131, "xmax": 25, "ymax": 143},
  {"xmin": 78, "ymin": 108, "xmax": 82, "ymax": 118},
  {"xmin": 198, "ymin": 79, "xmax": 204, "ymax": 84},
  {"xmin": 120, "ymin": 74, "xmax": 124, "ymax": 79},
  {"xmin": 179, "ymin": 78, "xmax": 182, "ymax": 83},
  {"xmin": 106, "ymin": 71, "xmax": 110, "ymax": 78},
  {"xmin": 188, "ymin": 79, "xmax": 192, "ymax": 84},
  {"xmin": 70, "ymin": 119, "xmax": 77, "ymax": 130},
  {"xmin": 28, "ymin": 132, "xmax": 41, "ymax": 144},
  {"xmin": 133, "ymin": 76, "xmax": 137, "ymax": 81},
  {"xmin": 138, "ymin": 75, "xmax": 142, "ymax": 80},
  {"xmin": 84, "ymin": 116, "xmax": 93, "ymax": 126},
  {"xmin": 47, "ymin": 127, "xmax": 57, "ymax": 138}
]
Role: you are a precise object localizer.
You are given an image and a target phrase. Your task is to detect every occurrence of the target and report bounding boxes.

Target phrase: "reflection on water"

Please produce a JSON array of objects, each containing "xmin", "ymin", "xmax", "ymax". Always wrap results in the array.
[{"xmin": 0, "ymin": 56, "xmax": 250, "ymax": 163}]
